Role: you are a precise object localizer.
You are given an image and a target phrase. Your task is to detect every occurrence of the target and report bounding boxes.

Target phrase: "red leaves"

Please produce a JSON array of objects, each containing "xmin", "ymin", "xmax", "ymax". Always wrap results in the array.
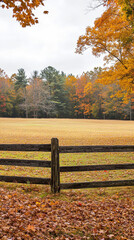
[
  {"xmin": 78, "ymin": 202, "xmax": 82, "ymax": 206},
  {"xmin": 0, "ymin": 187, "xmax": 133, "ymax": 239}
]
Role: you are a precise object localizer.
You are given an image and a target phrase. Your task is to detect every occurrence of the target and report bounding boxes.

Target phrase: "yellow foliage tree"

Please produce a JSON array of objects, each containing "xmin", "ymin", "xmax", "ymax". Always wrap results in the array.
[{"xmin": 76, "ymin": 0, "xmax": 134, "ymax": 97}]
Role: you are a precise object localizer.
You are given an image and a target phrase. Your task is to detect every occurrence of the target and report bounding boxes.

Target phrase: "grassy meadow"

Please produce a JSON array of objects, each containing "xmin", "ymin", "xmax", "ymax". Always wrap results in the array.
[
  {"xmin": 0, "ymin": 118, "xmax": 134, "ymax": 239},
  {"xmin": 0, "ymin": 118, "xmax": 134, "ymax": 145},
  {"xmin": 0, "ymin": 118, "xmax": 134, "ymax": 198}
]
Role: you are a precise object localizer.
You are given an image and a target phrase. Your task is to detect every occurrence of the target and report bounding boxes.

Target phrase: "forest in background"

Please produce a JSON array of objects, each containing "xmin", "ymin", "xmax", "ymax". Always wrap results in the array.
[
  {"xmin": 0, "ymin": 2, "xmax": 134, "ymax": 240},
  {"xmin": 0, "ymin": 66, "xmax": 133, "ymax": 120},
  {"xmin": 0, "ymin": 0, "xmax": 134, "ymax": 120}
]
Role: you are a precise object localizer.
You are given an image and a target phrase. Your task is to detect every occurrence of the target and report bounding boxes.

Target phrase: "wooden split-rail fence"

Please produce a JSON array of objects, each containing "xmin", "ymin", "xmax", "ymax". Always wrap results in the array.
[{"xmin": 0, "ymin": 138, "xmax": 134, "ymax": 193}]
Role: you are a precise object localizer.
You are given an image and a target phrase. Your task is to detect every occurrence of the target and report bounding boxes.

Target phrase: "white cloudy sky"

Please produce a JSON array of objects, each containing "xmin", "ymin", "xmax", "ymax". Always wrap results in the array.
[{"xmin": 0, "ymin": 0, "xmax": 104, "ymax": 77}]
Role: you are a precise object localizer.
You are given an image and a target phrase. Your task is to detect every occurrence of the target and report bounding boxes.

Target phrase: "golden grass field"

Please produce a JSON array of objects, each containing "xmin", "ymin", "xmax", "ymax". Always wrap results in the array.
[
  {"xmin": 0, "ymin": 118, "xmax": 134, "ymax": 198},
  {"xmin": 0, "ymin": 118, "xmax": 134, "ymax": 145},
  {"xmin": 0, "ymin": 118, "xmax": 133, "ymax": 239}
]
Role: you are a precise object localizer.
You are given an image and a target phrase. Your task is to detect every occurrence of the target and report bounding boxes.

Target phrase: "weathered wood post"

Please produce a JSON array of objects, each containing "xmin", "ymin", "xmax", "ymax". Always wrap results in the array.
[{"xmin": 51, "ymin": 138, "xmax": 60, "ymax": 193}]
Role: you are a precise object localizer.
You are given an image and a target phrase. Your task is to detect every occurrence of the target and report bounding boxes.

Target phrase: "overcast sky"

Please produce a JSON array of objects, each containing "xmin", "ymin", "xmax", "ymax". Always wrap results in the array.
[{"xmin": 0, "ymin": 0, "xmax": 104, "ymax": 77}]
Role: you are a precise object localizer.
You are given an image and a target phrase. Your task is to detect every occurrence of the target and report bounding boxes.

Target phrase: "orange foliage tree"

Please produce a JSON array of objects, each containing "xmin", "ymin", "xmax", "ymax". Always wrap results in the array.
[
  {"xmin": 76, "ymin": 0, "xmax": 134, "ymax": 99},
  {"xmin": 65, "ymin": 68, "xmax": 105, "ymax": 118},
  {"xmin": 0, "ymin": 0, "xmax": 48, "ymax": 27},
  {"xmin": 65, "ymin": 75, "xmax": 78, "ymax": 117},
  {"xmin": 65, "ymin": 73, "xmax": 93, "ymax": 118},
  {"xmin": 0, "ymin": 69, "xmax": 15, "ymax": 116}
]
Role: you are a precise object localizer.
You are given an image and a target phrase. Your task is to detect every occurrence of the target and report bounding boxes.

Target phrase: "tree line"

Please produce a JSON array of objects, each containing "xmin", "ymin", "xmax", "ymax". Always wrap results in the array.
[
  {"xmin": 0, "ymin": 66, "xmax": 132, "ymax": 119},
  {"xmin": 0, "ymin": 0, "xmax": 133, "ymax": 119}
]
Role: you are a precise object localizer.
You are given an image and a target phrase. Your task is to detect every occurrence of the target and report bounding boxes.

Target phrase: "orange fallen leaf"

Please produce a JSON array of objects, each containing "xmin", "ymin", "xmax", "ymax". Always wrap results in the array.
[{"xmin": 27, "ymin": 224, "xmax": 35, "ymax": 232}]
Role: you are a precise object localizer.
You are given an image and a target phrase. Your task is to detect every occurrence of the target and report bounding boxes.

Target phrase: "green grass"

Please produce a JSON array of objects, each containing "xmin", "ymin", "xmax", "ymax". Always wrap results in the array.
[{"xmin": 0, "ymin": 151, "xmax": 133, "ymax": 200}]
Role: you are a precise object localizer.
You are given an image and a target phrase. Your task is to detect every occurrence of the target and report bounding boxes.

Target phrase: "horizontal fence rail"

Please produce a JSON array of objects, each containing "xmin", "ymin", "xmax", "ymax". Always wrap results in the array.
[
  {"xmin": 59, "ymin": 143, "xmax": 134, "ymax": 192},
  {"xmin": 0, "ymin": 144, "xmax": 51, "ymax": 152},
  {"xmin": 59, "ymin": 145, "xmax": 134, "ymax": 153},
  {"xmin": 0, "ymin": 139, "xmax": 134, "ymax": 193},
  {"xmin": 60, "ymin": 180, "xmax": 134, "ymax": 190},
  {"xmin": 60, "ymin": 163, "xmax": 134, "ymax": 172},
  {"xmin": 0, "ymin": 142, "xmax": 52, "ymax": 189},
  {"xmin": 0, "ymin": 159, "xmax": 51, "ymax": 168},
  {"xmin": 0, "ymin": 176, "xmax": 51, "ymax": 185}
]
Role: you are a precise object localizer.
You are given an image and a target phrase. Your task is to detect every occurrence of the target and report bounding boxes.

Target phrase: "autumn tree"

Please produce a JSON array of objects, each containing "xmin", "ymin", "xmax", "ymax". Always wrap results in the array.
[
  {"xmin": 76, "ymin": 0, "xmax": 133, "ymax": 89},
  {"xmin": 76, "ymin": 0, "xmax": 134, "ymax": 118},
  {"xmin": 65, "ymin": 67, "xmax": 130, "ymax": 119},
  {"xmin": 23, "ymin": 71, "xmax": 54, "ymax": 118},
  {"xmin": 0, "ymin": 69, "xmax": 15, "ymax": 116},
  {"xmin": 65, "ymin": 75, "xmax": 78, "ymax": 117},
  {"xmin": 0, "ymin": 0, "xmax": 48, "ymax": 27},
  {"xmin": 101, "ymin": 84, "xmax": 130, "ymax": 119},
  {"xmin": 119, "ymin": 0, "xmax": 134, "ymax": 28},
  {"xmin": 65, "ymin": 68, "xmax": 103, "ymax": 119},
  {"xmin": 75, "ymin": 73, "xmax": 92, "ymax": 118},
  {"xmin": 84, "ymin": 68, "xmax": 104, "ymax": 118}
]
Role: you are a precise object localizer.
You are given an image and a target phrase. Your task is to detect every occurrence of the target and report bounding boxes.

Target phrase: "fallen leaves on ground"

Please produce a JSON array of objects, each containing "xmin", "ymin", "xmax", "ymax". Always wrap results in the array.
[{"xmin": 0, "ymin": 188, "xmax": 133, "ymax": 239}]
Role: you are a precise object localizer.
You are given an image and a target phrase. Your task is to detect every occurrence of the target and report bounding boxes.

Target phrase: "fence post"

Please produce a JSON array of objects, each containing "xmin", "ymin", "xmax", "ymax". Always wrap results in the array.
[{"xmin": 51, "ymin": 138, "xmax": 60, "ymax": 193}]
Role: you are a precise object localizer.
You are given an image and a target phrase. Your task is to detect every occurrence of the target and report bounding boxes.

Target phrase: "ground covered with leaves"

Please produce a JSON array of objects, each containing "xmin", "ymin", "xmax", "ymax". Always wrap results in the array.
[
  {"xmin": 0, "ymin": 187, "xmax": 133, "ymax": 240},
  {"xmin": 0, "ymin": 119, "xmax": 134, "ymax": 239}
]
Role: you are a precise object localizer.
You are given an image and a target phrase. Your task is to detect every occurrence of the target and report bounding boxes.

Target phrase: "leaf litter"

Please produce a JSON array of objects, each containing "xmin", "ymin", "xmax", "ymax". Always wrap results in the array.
[{"xmin": 0, "ymin": 188, "xmax": 133, "ymax": 239}]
